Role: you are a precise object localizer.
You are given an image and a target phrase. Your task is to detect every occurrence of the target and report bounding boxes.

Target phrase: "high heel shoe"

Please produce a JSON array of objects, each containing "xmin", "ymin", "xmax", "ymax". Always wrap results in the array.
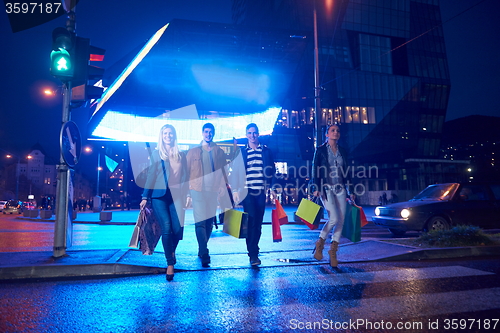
[{"xmin": 166, "ymin": 265, "xmax": 175, "ymax": 281}]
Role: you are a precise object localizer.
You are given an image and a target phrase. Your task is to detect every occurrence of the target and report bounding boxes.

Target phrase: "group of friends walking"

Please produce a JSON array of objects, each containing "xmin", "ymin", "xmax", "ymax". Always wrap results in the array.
[{"xmin": 140, "ymin": 122, "xmax": 351, "ymax": 281}]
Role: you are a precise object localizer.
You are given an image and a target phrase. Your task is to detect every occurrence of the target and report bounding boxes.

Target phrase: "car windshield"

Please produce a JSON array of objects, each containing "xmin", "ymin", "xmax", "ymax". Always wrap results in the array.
[{"xmin": 412, "ymin": 183, "xmax": 458, "ymax": 201}]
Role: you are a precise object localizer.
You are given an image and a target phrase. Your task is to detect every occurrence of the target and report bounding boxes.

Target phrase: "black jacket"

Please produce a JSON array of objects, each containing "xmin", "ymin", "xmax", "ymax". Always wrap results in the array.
[{"xmin": 310, "ymin": 143, "xmax": 351, "ymax": 195}]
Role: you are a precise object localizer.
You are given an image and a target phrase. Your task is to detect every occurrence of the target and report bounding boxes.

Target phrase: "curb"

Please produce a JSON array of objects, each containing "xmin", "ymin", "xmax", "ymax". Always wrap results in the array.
[
  {"xmin": 377, "ymin": 245, "xmax": 500, "ymax": 261},
  {"xmin": 2, "ymin": 245, "xmax": 500, "ymax": 281},
  {"xmin": 0, "ymin": 263, "xmax": 165, "ymax": 281}
]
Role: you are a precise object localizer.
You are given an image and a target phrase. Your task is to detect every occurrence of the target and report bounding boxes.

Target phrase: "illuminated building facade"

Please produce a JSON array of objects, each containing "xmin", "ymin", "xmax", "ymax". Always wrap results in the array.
[
  {"xmin": 93, "ymin": 1, "xmax": 465, "ymax": 203},
  {"xmin": 232, "ymin": 0, "xmax": 463, "ymax": 200}
]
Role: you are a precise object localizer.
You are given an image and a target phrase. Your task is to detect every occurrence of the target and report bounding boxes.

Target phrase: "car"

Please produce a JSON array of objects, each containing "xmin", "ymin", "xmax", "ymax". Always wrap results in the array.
[
  {"xmin": 372, "ymin": 182, "xmax": 500, "ymax": 236},
  {"xmin": 0, "ymin": 200, "xmax": 7, "ymax": 211},
  {"xmin": 2, "ymin": 200, "xmax": 23, "ymax": 214}
]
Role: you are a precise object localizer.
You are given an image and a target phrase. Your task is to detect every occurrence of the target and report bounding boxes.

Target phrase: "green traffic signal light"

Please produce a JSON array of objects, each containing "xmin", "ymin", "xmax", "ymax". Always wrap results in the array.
[
  {"xmin": 51, "ymin": 27, "xmax": 75, "ymax": 80},
  {"xmin": 51, "ymin": 48, "xmax": 72, "ymax": 73}
]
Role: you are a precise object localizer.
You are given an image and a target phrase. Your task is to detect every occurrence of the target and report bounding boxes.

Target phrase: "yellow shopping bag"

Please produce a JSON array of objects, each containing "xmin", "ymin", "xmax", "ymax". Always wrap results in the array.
[
  {"xmin": 296, "ymin": 198, "xmax": 323, "ymax": 230},
  {"xmin": 222, "ymin": 209, "xmax": 248, "ymax": 238}
]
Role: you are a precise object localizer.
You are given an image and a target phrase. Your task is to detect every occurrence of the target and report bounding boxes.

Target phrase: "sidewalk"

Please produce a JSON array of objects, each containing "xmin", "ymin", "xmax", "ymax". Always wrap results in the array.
[{"xmin": 2, "ymin": 207, "xmax": 499, "ymax": 281}]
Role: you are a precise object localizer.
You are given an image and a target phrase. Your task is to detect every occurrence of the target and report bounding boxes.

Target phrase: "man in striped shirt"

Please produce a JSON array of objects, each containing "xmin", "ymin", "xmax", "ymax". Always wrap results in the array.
[{"xmin": 231, "ymin": 123, "xmax": 275, "ymax": 266}]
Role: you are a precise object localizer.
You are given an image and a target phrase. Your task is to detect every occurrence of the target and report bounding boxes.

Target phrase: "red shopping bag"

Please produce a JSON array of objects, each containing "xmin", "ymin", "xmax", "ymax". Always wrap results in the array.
[
  {"xmin": 271, "ymin": 209, "xmax": 283, "ymax": 242},
  {"xmin": 275, "ymin": 199, "xmax": 288, "ymax": 225},
  {"xmin": 359, "ymin": 206, "xmax": 368, "ymax": 227}
]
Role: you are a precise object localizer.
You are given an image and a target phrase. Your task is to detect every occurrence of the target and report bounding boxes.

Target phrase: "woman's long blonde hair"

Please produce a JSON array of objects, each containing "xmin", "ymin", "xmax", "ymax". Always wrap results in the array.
[{"xmin": 157, "ymin": 124, "xmax": 181, "ymax": 161}]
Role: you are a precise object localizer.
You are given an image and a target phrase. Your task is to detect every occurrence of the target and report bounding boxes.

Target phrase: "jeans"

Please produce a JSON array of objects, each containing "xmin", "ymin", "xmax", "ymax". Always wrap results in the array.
[
  {"xmin": 319, "ymin": 188, "xmax": 347, "ymax": 242},
  {"xmin": 191, "ymin": 189, "xmax": 218, "ymax": 257},
  {"xmin": 152, "ymin": 193, "xmax": 179, "ymax": 266},
  {"xmin": 242, "ymin": 190, "xmax": 266, "ymax": 257}
]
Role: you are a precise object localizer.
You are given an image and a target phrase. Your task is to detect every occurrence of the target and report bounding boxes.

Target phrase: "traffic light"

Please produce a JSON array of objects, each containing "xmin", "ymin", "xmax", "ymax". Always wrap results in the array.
[
  {"xmin": 50, "ymin": 27, "xmax": 75, "ymax": 80},
  {"xmin": 71, "ymin": 36, "xmax": 106, "ymax": 103}
]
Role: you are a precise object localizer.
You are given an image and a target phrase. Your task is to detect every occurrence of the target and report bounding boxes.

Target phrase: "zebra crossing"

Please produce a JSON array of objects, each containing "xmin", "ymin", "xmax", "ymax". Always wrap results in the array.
[{"xmin": 155, "ymin": 262, "xmax": 500, "ymax": 331}]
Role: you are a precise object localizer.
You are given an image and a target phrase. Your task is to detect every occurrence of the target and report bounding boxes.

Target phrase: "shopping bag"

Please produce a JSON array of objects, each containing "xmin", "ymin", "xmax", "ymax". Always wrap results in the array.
[
  {"xmin": 296, "ymin": 198, "xmax": 323, "ymax": 230},
  {"xmin": 222, "ymin": 209, "xmax": 248, "ymax": 238},
  {"xmin": 129, "ymin": 223, "xmax": 140, "ymax": 248},
  {"xmin": 342, "ymin": 203, "xmax": 362, "ymax": 242},
  {"xmin": 274, "ymin": 199, "xmax": 288, "ymax": 225},
  {"xmin": 129, "ymin": 206, "xmax": 162, "ymax": 255},
  {"xmin": 271, "ymin": 199, "xmax": 288, "ymax": 242},
  {"xmin": 271, "ymin": 209, "xmax": 283, "ymax": 242},
  {"xmin": 347, "ymin": 198, "xmax": 369, "ymax": 228},
  {"xmin": 359, "ymin": 206, "xmax": 368, "ymax": 227},
  {"xmin": 129, "ymin": 208, "xmax": 145, "ymax": 248}
]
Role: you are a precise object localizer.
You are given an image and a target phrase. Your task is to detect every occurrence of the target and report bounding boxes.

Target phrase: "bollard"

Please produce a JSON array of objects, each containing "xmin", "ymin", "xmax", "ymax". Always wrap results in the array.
[{"xmin": 99, "ymin": 211, "xmax": 112, "ymax": 222}]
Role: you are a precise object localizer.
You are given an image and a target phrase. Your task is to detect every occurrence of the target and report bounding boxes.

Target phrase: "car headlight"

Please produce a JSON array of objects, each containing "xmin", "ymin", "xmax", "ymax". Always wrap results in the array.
[
  {"xmin": 400, "ymin": 209, "xmax": 410, "ymax": 218},
  {"xmin": 375, "ymin": 207, "xmax": 380, "ymax": 216}
]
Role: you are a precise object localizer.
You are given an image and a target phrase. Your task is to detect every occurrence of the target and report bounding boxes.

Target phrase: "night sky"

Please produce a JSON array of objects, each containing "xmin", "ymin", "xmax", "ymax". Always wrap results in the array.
[{"xmin": 0, "ymin": 0, "xmax": 499, "ymax": 161}]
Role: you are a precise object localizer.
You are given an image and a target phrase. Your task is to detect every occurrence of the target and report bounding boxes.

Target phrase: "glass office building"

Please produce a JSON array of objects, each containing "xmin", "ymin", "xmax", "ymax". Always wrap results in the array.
[{"xmin": 233, "ymin": 0, "xmax": 463, "ymax": 201}]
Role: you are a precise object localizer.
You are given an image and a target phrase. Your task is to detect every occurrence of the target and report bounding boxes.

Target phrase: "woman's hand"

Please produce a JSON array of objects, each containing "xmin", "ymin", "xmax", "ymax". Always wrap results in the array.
[
  {"xmin": 312, "ymin": 191, "xmax": 320, "ymax": 197},
  {"xmin": 140, "ymin": 199, "xmax": 148, "ymax": 210}
]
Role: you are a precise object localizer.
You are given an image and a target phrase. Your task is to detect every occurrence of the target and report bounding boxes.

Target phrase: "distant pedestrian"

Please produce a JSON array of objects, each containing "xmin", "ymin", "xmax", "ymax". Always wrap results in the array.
[{"xmin": 140, "ymin": 124, "xmax": 188, "ymax": 281}]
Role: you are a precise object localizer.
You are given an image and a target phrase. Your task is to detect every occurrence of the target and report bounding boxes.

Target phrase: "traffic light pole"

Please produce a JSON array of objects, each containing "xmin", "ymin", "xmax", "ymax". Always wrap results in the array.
[{"xmin": 53, "ymin": 81, "xmax": 72, "ymax": 258}]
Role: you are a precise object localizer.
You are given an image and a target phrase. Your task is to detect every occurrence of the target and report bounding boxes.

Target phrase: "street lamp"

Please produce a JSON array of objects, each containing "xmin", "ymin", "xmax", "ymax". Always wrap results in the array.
[
  {"xmin": 313, "ymin": 0, "xmax": 322, "ymax": 147},
  {"xmin": 313, "ymin": 0, "xmax": 334, "ymax": 147},
  {"xmin": 84, "ymin": 145, "xmax": 104, "ymax": 211}
]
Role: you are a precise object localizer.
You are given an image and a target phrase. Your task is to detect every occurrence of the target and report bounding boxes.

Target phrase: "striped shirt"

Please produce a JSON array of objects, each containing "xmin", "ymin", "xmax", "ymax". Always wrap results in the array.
[{"xmin": 245, "ymin": 145, "xmax": 265, "ymax": 191}]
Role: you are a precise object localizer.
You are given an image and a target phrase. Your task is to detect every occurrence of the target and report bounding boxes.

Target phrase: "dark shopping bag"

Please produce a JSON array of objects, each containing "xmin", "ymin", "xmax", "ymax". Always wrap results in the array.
[
  {"xmin": 296, "ymin": 198, "xmax": 323, "ymax": 230},
  {"xmin": 222, "ymin": 209, "xmax": 248, "ymax": 238},
  {"xmin": 342, "ymin": 203, "xmax": 362, "ymax": 242},
  {"xmin": 129, "ymin": 206, "xmax": 162, "ymax": 255}
]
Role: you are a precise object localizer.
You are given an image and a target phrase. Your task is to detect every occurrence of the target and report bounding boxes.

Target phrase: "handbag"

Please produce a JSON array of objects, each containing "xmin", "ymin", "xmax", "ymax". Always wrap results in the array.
[
  {"xmin": 129, "ymin": 206, "xmax": 162, "ymax": 254},
  {"xmin": 296, "ymin": 197, "xmax": 323, "ymax": 230},
  {"xmin": 222, "ymin": 209, "xmax": 248, "ymax": 238},
  {"xmin": 342, "ymin": 202, "xmax": 362, "ymax": 242}
]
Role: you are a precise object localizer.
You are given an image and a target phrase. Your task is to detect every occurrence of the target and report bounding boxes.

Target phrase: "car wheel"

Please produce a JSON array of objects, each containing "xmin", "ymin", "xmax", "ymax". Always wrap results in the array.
[
  {"xmin": 389, "ymin": 228, "xmax": 406, "ymax": 236},
  {"xmin": 426, "ymin": 216, "xmax": 450, "ymax": 232}
]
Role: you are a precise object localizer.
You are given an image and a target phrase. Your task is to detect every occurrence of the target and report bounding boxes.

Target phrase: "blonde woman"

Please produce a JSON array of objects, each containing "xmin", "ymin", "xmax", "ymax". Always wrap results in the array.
[{"xmin": 140, "ymin": 124, "xmax": 187, "ymax": 281}]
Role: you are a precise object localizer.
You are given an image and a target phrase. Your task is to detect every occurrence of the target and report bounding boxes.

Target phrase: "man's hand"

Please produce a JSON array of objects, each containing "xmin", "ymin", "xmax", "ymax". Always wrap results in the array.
[{"xmin": 232, "ymin": 191, "xmax": 240, "ymax": 205}]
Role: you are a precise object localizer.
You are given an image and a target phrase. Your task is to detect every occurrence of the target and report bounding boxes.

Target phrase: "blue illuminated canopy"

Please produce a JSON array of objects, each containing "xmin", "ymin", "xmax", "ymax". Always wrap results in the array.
[{"xmin": 89, "ymin": 19, "xmax": 307, "ymax": 142}]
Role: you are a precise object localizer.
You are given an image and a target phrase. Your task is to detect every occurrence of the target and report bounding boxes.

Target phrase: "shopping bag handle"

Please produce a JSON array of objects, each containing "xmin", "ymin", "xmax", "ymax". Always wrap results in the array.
[{"xmin": 307, "ymin": 194, "xmax": 321, "ymax": 204}]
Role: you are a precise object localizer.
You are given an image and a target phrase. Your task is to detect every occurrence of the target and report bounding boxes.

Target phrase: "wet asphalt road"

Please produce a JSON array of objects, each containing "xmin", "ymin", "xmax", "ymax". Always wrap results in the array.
[
  {"xmin": 1, "ymin": 258, "xmax": 499, "ymax": 332},
  {"xmin": 2, "ymin": 212, "xmax": 500, "ymax": 332}
]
